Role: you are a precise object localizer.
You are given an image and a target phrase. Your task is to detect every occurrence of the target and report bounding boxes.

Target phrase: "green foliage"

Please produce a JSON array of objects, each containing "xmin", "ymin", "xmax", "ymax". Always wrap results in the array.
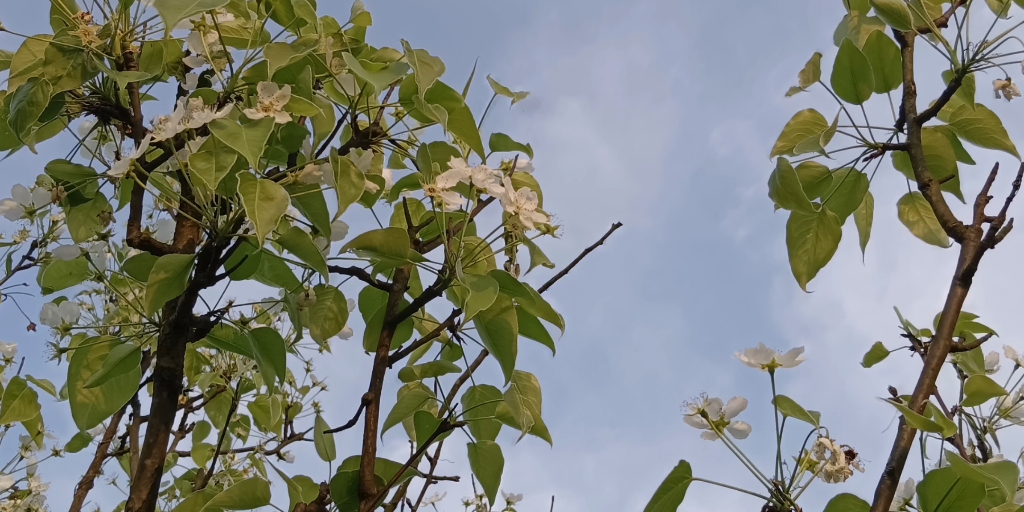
[{"xmin": 643, "ymin": 460, "xmax": 693, "ymax": 512}]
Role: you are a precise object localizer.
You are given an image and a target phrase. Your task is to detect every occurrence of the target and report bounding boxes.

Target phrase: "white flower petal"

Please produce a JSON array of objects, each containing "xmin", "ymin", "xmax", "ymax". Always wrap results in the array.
[
  {"xmin": 723, "ymin": 396, "xmax": 748, "ymax": 420},
  {"xmin": 727, "ymin": 421, "xmax": 752, "ymax": 439},
  {"xmin": 53, "ymin": 245, "xmax": 83, "ymax": 261}
]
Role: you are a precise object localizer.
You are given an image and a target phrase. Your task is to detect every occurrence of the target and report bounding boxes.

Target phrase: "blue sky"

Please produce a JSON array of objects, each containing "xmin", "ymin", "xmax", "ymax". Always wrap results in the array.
[{"xmin": 8, "ymin": 0, "xmax": 1024, "ymax": 511}]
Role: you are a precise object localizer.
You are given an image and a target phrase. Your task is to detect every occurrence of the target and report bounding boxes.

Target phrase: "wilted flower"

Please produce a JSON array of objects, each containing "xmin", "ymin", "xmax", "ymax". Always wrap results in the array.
[
  {"xmin": 40, "ymin": 301, "xmax": 81, "ymax": 327},
  {"xmin": 736, "ymin": 343, "xmax": 805, "ymax": 372},
  {"xmin": 890, "ymin": 477, "xmax": 916, "ymax": 511},
  {"xmin": 683, "ymin": 394, "xmax": 751, "ymax": 441},
  {"xmin": 243, "ymin": 82, "xmax": 292, "ymax": 124},
  {"xmin": 297, "ymin": 287, "xmax": 317, "ymax": 308},
  {"xmin": 994, "ymin": 79, "xmax": 1021, "ymax": 101},
  {"xmin": 812, "ymin": 436, "xmax": 864, "ymax": 484}
]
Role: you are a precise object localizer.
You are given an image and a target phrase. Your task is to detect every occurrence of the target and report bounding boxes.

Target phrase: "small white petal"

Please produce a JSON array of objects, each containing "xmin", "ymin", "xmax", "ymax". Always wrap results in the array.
[
  {"xmin": 727, "ymin": 421, "xmax": 752, "ymax": 439},
  {"xmin": 723, "ymin": 396, "xmax": 748, "ymax": 420},
  {"xmin": 52, "ymin": 245, "xmax": 83, "ymax": 261}
]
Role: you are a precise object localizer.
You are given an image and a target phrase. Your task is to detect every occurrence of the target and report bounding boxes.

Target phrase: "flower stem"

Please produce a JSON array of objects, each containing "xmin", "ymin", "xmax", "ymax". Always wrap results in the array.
[
  {"xmin": 690, "ymin": 477, "xmax": 773, "ymax": 502},
  {"xmin": 770, "ymin": 370, "xmax": 783, "ymax": 480}
]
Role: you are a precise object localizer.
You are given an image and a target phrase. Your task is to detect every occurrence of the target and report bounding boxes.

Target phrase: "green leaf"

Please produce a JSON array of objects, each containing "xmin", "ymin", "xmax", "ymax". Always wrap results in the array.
[
  {"xmin": 797, "ymin": 52, "xmax": 822, "ymax": 89},
  {"xmin": 236, "ymin": 172, "xmax": 290, "ymax": 246},
  {"xmin": 398, "ymin": 361, "xmax": 461, "ymax": 383},
  {"xmin": 153, "ymin": 0, "xmax": 230, "ymax": 34},
  {"xmin": 202, "ymin": 477, "xmax": 271, "ymax": 511},
  {"xmin": 862, "ymin": 341, "xmax": 890, "ymax": 368},
  {"xmin": 8, "ymin": 78, "xmax": 52, "ymax": 140},
  {"xmin": 467, "ymin": 441, "xmax": 504, "ymax": 506},
  {"xmin": 314, "ymin": 414, "xmax": 336, "ymax": 463},
  {"xmin": 862, "ymin": 30, "xmax": 902, "ymax": 93},
  {"xmin": 0, "ymin": 50, "xmax": 13, "ymax": 73},
  {"xmin": 65, "ymin": 431, "xmax": 92, "ymax": 453},
  {"xmin": 209, "ymin": 117, "xmax": 275, "ymax": 169},
  {"xmin": 342, "ymin": 227, "xmax": 423, "ymax": 264},
  {"xmin": 382, "ymin": 384, "xmax": 435, "ymax": 437},
  {"xmin": 461, "ymin": 273, "xmax": 499, "ymax": 322},
  {"xmin": 188, "ymin": 150, "xmax": 238, "ymax": 202},
  {"xmin": 342, "ymin": 52, "xmax": 410, "ymax": 93},
  {"xmin": 328, "ymin": 470, "xmax": 359, "ymax": 512},
  {"xmin": 962, "ymin": 375, "xmax": 1008, "ymax": 407},
  {"xmin": 823, "ymin": 493, "xmax": 870, "ymax": 512},
  {"xmin": 45, "ymin": 158, "xmax": 97, "ymax": 183},
  {"xmin": 831, "ymin": 39, "xmax": 874, "ymax": 105},
  {"xmin": 643, "ymin": 460, "xmax": 693, "ymax": 512},
  {"xmin": 869, "ymin": 0, "xmax": 914, "ymax": 31},
  {"xmin": 67, "ymin": 194, "xmax": 112, "ymax": 243},
  {"xmin": 892, "ymin": 128, "xmax": 963, "ymax": 202},
  {"xmin": 83, "ymin": 342, "xmax": 141, "ymax": 389},
  {"xmin": 486, "ymin": 75, "xmax": 529, "ymax": 105},
  {"xmin": 123, "ymin": 252, "xmax": 159, "ymax": 282},
  {"xmin": 462, "ymin": 385, "xmax": 503, "ymax": 442},
  {"xmin": 249, "ymin": 327, "xmax": 286, "ymax": 390},
  {"xmin": 489, "ymin": 132, "xmax": 534, "ymax": 159},
  {"xmin": 794, "ymin": 161, "xmax": 833, "ymax": 199},
  {"xmin": 401, "ymin": 40, "xmax": 445, "ymax": 99},
  {"xmin": 276, "ymin": 227, "xmax": 328, "ymax": 277},
  {"xmin": 307, "ymin": 284, "xmax": 349, "ymax": 345},
  {"xmin": 786, "ymin": 208, "xmax": 842, "ymax": 291},
  {"xmin": 523, "ymin": 237, "xmax": 555, "ymax": 274},
  {"xmin": 883, "ymin": 398, "xmax": 944, "ymax": 434},
  {"xmin": 918, "ymin": 466, "xmax": 986, "ymax": 512},
  {"xmin": 24, "ymin": 376, "xmax": 58, "ymax": 399},
  {"xmin": 501, "ymin": 370, "xmax": 551, "ymax": 444},
  {"xmin": 988, "ymin": 0, "xmax": 1014, "ymax": 17},
  {"xmin": 474, "ymin": 295, "xmax": 518, "ymax": 384},
  {"xmin": 822, "ymin": 168, "xmax": 869, "ymax": 223},
  {"xmin": 947, "ymin": 451, "xmax": 1019, "ymax": 507},
  {"xmin": 517, "ymin": 306, "xmax": 556, "ymax": 355},
  {"xmin": 948, "ymin": 104, "xmax": 1020, "ymax": 159},
  {"xmin": 38, "ymin": 257, "xmax": 91, "ymax": 293},
  {"xmin": 0, "ymin": 377, "xmax": 40, "ymax": 424},
  {"xmin": 286, "ymin": 182, "xmax": 331, "ymax": 238},
  {"xmin": 413, "ymin": 410, "xmax": 448, "ymax": 450},
  {"xmin": 770, "ymin": 109, "xmax": 830, "ymax": 158},
  {"xmin": 68, "ymin": 337, "xmax": 140, "ymax": 430},
  {"xmin": 897, "ymin": 192, "xmax": 951, "ymax": 248},
  {"xmin": 771, "ymin": 394, "xmax": 820, "ymax": 427},
  {"xmin": 768, "ymin": 157, "xmax": 816, "ymax": 214},
  {"xmin": 330, "ymin": 151, "xmax": 366, "ymax": 217},
  {"xmin": 424, "ymin": 81, "xmax": 487, "ymax": 159},
  {"xmin": 144, "ymin": 254, "xmax": 194, "ymax": 315},
  {"xmin": 854, "ymin": 190, "xmax": 874, "ymax": 258}
]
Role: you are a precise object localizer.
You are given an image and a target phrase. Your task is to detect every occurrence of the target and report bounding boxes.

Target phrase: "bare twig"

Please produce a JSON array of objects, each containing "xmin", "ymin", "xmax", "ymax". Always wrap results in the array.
[{"xmin": 538, "ymin": 222, "xmax": 623, "ymax": 293}]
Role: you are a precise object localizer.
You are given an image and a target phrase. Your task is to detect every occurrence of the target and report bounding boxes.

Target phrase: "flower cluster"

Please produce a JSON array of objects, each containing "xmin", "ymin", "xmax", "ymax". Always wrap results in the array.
[
  {"xmin": 811, "ymin": 436, "xmax": 864, "ymax": 484},
  {"xmin": 683, "ymin": 394, "xmax": 751, "ymax": 440},
  {"xmin": 421, "ymin": 157, "xmax": 549, "ymax": 230}
]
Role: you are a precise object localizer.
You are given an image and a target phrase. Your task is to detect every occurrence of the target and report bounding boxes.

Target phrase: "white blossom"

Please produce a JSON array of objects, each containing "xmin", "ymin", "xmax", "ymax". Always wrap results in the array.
[
  {"xmin": 87, "ymin": 241, "xmax": 109, "ymax": 272},
  {"xmin": 183, "ymin": 72, "xmax": 200, "ymax": 91},
  {"xmin": 297, "ymin": 287, "xmax": 317, "ymax": 308},
  {"xmin": 183, "ymin": 29, "xmax": 229, "ymax": 70},
  {"xmin": 501, "ymin": 491, "xmax": 522, "ymax": 505},
  {"xmin": 40, "ymin": 301, "xmax": 81, "ymax": 327},
  {"xmin": 0, "ymin": 184, "xmax": 51, "ymax": 221},
  {"xmin": 736, "ymin": 343, "xmax": 805, "ymax": 372},
  {"xmin": 348, "ymin": 148, "xmax": 373, "ymax": 172},
  {"xmin": 890, "ymin": 478, "xmax": 916, "ymax": 511},
  {"xmin": 180, "ymin": 98, "xmax": 232, "ymax": 130},
  {"xmin": 281, "ymin": 451, "xmax": 295, "ymax": 463},
  {"xmin": 330, "ymin": 220, "xmax": 350, "ymax": 242},
  {"xmin": 423, "ymin": 168, "xmax": 467, "ymax": 211},
  {"xmin": 497, "ymin": 177, "xmax": 549, "ymax": 230},
  {"xmin": 0, "ymin": 475, "xmax": 13, "ymax": 493},
  {"xmin": 683, "ymin": 395, "xmax": 751, "ymax": 441},
  {"xmin": 109, "ymin": 134, "xmax": 152, "ymax": 178},
  {"xmin": 153, "ymin": 218, "xmax": 176, "ymax": 243},
  {"xmin": 1006, "ymin": 345, "xmax": 1024, "ymax": 367},
  {"xmin": 514, "ymin": 157, "xmax": 534, "ymax": 174},
  {"xmin": 52, "ymin": 245, "xmax": 83, "ymax": 261},
  {"xmin": 986, "ymin": 350, "xmax": 1001, "ymax": 374},
  {"xmin": 995, "ymin": 79, "xmax": 1021, "ymax": 101},
  {"xmin": 0, "ymin": 342, "xmax": 17, "ymax": 359},
  {"xmin": 243, "ymin": 82, "xmax": 292, "ymax": 124},
  {"xmin": 423, "ymin": 492, "xmax": 447, "ymax": 505},
  {"xmin": 150, "ymin": 105, "xmax": 186, "ymax": 142}
]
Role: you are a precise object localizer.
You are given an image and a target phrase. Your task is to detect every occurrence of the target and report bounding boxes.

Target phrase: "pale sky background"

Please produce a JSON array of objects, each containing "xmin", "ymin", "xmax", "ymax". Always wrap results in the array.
[{"xmin": 6, "ymin": 1, "xmax": 1024, "ymax": 511}]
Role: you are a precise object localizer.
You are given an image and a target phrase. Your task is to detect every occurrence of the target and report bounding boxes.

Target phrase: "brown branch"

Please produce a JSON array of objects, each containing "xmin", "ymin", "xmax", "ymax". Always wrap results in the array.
[
  {"xmin": 391, "ymin": 273, "xmax": 451, "ymax": 327},
  {"xmin": 538, "ymin": 222, "xmax": 623, "ymax": 293},
  {"xmin": 949, "ymin": 333, "xmax": 995, "ymax": 353},
  {"xmin": 195, "ymin": 380, "xmax": 241, "ymax": 491},
  {"xmin": 359, "ymin": 266, "xmax": 413, "ymax": 507},
  {"xmin": 389, "ymin": 309, "xmax": 461, "ymax": 367},
  {"xmin": 915, "ymin": 0, "xmax": 969, "ymax": 35},
  {"xmin": 68, "ymin": 408, "xmax": 126, "ymax": 512},
  {"xmin": 410, "ymin": 440, "xmax": 447, "ymax": 511},
  {"xmin": 291, "ymin": 482, "xmax": 332, "ymax": 512},
  {"xmin": 324, "ymin": 393, "xmax": 370, "ymax": 434},
  {"xmin": 328, "ymin": 265, "xmax": 392, "ymax": 291},
  {"xmin": 870, "ymin": 32, "xmax": 1013, "ymax": 512},
  {"xmin": 367, "ymin": 421, "xmax": 465, "ymax": 511},
  {"xmin": 982, "ymin": 163, "xmax": 1024, "ymax": 249}
]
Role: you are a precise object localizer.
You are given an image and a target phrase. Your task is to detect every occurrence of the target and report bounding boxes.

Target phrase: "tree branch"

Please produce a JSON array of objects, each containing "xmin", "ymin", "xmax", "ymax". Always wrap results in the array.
[
  {"xmin": 68, "ymin": 408, "xmax": 126, "ymax": 512},
  {"xmin": 388, "ymin": 309, "xmax": 461, "ymax": 367},
  {"xmin": 538, "ymin": 222, "xmax": 623, "ymax": 293},
  {"xmin": 328, "ymin": 265, "xmax": 392, "ymax": 291}
]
